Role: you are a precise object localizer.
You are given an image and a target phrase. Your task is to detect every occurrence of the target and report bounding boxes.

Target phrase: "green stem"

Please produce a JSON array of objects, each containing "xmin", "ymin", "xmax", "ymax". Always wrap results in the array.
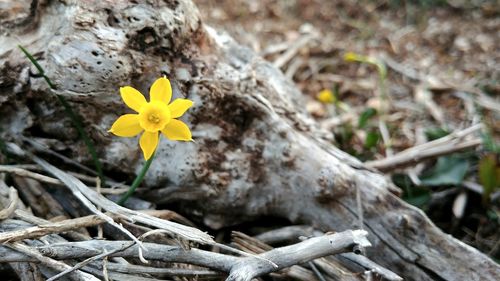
[
  {"xmin": 18, "ymin": 45, "xmax": 105, "ymax": 187},
  {"xmin": 118, "ymin": 153, "xmax": 155, "ymax": 205}
]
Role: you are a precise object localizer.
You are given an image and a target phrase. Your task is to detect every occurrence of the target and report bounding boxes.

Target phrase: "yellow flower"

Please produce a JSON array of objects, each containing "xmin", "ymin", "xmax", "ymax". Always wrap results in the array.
[
  {"xmin": 317, "ymin": 89, "xmax": 336, "ymax": 104},
  {"xmin": 344, "ymin": 51, "xmax": 362, "ymax": 62},
  {"xmin": 109, "ymin": 77, "xmax": 193, "ymax": 160}
]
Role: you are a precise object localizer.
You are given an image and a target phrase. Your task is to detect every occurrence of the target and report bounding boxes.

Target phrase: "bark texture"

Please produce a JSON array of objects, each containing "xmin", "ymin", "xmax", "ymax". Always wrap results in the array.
[{"xmin": 0, "ymin": 1, "xmax": 498, "ymax": 280}]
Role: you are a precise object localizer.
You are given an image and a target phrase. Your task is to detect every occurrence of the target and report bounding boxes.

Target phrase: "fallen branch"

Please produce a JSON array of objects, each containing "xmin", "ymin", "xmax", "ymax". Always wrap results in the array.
[
  {"xmin": 0, "ymin": 230, "xmax": 369, "ymax": 281},
  {"xmin": 0, "ymin": 214, "xmax": 106, "ymax": 243},
  {"xmin": 226, "ymin": 230, "xmax": 370, "ymax": 281},
  {"xmin": 7, "ymin": 242, "xmax": 99, "ymax": 281},
  {"xmin": 251, "ymin": 226, "xmax": 402, "ymax": 281},
  {"xmin": 232, "ymin": 231, "xmax": 359, "ymax": 281},
  {"xmin": 366, "ymin": 124, "xmax": 482, "ymax": 171}
]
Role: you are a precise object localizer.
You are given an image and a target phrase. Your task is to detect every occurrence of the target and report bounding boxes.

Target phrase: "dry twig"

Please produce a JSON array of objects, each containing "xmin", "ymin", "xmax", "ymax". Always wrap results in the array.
[
  {"xmin": 366, "ymin": 124, "xmax": 482, "ymax": 171},
  {"xmin": 0, "ymin": 186, "xmax": 19, "ymax": 220},
  {"xmin": 273, "ymin": 33, "xmax": 318, "ymax": 69},
  {"xmin": 7, "ymin": 242, "xmax": 99, "ymax": 281},
  {"xmin": 0, "ymin": 214, "xmax": 106, "ymax": 243},
  {"xmin": 0, "ymin": 230, "xmax": 370, "ymax": 281}
]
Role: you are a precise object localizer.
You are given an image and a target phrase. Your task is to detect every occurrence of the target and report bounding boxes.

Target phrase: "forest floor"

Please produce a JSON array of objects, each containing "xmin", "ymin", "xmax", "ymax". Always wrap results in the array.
[{"xmin": 194, "ymin": 0, "xmax": 500, "ymax": 263}]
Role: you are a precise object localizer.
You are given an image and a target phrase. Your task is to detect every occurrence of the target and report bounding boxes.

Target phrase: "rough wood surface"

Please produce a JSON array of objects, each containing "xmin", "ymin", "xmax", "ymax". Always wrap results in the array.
[
  {"xmin": 0, "ymin": 230, "xmax": 371, "ymax": 280},
  {"xmin": 0, "ymin": 1, "xmax": 499, "ymax": 280}
]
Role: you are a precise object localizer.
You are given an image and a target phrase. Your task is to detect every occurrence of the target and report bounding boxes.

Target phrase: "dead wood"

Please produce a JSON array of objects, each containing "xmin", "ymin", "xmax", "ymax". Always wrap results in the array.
[
  {"xmin": 0, "ymin": 0, "xmax": 499, "ymax": 280},
  {"xmin": 0, "ymin": 230, "xmax": 370, "ymax": 280}
]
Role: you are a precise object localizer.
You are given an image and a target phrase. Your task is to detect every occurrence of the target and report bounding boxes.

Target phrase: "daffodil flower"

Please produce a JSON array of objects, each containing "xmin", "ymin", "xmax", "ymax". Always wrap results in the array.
[
  {"xmin": 317, "ymin": 89, "xmax": 336, "ymax": 104},
  {"xmin": 344, "ymin": 51, "xmax": 364, "ymax": 62},
  {"xmin": 109, "ymin": 77, "xmax": 193, "ymax": 160},
  {"xmin": 344, "ymin": 51, "xmax": 387, "ymax": 79}
]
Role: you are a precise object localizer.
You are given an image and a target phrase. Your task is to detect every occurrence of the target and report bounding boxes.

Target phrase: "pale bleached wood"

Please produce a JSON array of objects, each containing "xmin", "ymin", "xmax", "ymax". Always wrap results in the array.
[
  {"xmin": 0, "ymin": 230, "xmax": 370, "ymax": 281},
  {"xmin": 0, "ymin": 1, "xmax": 498, "ymax": 280}
]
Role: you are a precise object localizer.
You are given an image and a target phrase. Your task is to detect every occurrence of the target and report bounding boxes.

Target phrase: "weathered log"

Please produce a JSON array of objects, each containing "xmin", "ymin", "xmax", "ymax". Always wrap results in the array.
[{"xmin": 0, "ymin": 1, "xmax": 498, "ymax": 280}]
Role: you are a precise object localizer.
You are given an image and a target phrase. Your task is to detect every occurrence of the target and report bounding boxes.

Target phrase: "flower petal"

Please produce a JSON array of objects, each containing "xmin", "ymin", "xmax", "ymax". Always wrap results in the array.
[
  {"xmin": 108, "ymin": 114, "xmax": 142, "ymax": 137},
  {"xmin": 120, "ymin": 86, "xmax": 147, "ymax": 112},
  {"xmin": 168, "ymin": 98, "xmax": 193, "ymax": 118},
  {"xmin": 139, "ymin": 131, "xmax": 159, "ymax": 160},
  {"xmin": 150, "ymin": 77, "xmax": 172, "ymax": 104},
  {"xmin": 161, "ymin": 119, "xmax": 192, "ymax": 141}
]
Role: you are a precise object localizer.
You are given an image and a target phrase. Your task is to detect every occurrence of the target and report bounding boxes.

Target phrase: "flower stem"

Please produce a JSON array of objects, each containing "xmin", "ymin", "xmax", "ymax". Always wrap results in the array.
[
  {"xmin": 18, "ymin": 45, "xmax": 105, "ymax": 187},
  {"xmin": 118, "ymin": 153, "xmax": 155, "ymax": 205}
]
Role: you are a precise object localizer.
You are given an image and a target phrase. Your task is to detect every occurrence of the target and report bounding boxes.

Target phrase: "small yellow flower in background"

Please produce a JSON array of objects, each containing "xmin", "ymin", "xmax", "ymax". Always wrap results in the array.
[
  {"xmin": 317, "ymin": 89, "xmax": 336, "ymax": 104},
  {"xmin": 109, "ymin": 77, "xmax": 193, "ymax": 160},
  {"xmin": 344, "ymin": 51, "xmax": 387, "ymax": 80},
  {"xmin": 344, "ymin": 51, "xmax": 363, "ymax": 62}
]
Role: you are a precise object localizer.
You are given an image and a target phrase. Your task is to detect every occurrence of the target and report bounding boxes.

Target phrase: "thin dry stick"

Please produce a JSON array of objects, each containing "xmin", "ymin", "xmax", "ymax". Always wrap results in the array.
[
  {"xmin": 378, "ymin": 119, "xmax": 393, "ymax": 157},
  {"xmin": 0, "ymin": 214, "xmax": 106, "ymax": 243},
  {"xmin": 253, "ymin": 226, "xmax": 402, "ymax": 281},
  {"xmin": 102, "ymin": 257, "xmax": 110, "ymax": 281},
  {"xmin": 0, "ymin": 165, "xmax": 61, "ymax": 185},
  {"xmin": 273, "ymin": 33, "xmax": 317, "ymax": 68},
  {"xmin": 381, "ymin": 55, "xmax": 500, "ymax": 113},
  {"xmin": 20, "ymin": 136, "xmax": 98, "ymax": 176},
  {"xmin": 355, "ymin": 184, "xmax": 364, "ymax": 231},
  {"xmin": 30, "ymin": 151, "xmax": 214, "ymax": 244},
  {"xmin": 366, "ymin": 124, "xmax": 482, "ymax": 171},
  {"xmin": 0, "ymin": 240, "xmax": 235, "ymax": 271},
  {"xmin": 96, "ymin": 178, "xmax": 104, "ymax": 239},
  {"xmin": 29, "ymin": 155, "xmax": 145, "ymax": 248},
  {"xmin": 308, "ymin": 261, "xmax": 327, "ymax": 281},
  {"xmin": 0, "ymin": 165, "xmax": 128, "ymax": 194},
  {"xmin": 0, "ymin": 186, "xmax": 19, "ymax": 220},
  {"xmin": 226, "ymin": 230, "xmax": 371, "ymax": 281},
  {"xmin": 93, "ymin": 262, "xmax": 221, "ymax": 277},
  {"xmin": 259, "ymin": 41, "xmax": 290, "ymax": 57},
  {"xmin": 80, "ymin": 265, "xmax": 162, "ymax": 281},
  {"xmin": 7, "ymin": 242, "xmax": 99, "ymax": 281},
  {"xmin": 0, "ymin": 230, "xmax": 370, "ymax": 281},
  {"xmin": 46, "ymin": 242, "xmax": 135, "ymax": 281},
  {"xmin": 340, "ymin": 253, "xmax": 403, "ymax": 281},
  {"xmin": 5, "ymin": 143, "xmax": 143, "ymax": 247},
  {"xmin": 21, "ymin": 136, "xmax": 130, "ymax": 189}
]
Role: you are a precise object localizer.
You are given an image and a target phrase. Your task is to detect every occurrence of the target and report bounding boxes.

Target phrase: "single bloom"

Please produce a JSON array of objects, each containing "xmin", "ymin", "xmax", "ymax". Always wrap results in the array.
[
  {"xmin": 317, "ymin": 89, "xmax": 336, "ymax": 104},
  {"xmin": 344, "ymin": 51, "xmax": 363, "ymax": 62},
  {"xmin": 109, "ymin": 77, "xmax": 193, "ymax": 160}
]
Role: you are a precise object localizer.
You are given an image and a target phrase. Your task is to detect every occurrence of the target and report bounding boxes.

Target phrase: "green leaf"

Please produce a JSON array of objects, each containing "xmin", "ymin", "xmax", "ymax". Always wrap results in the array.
[
  {"xmin": 479, "ymin": 154, "xmax": 499, "ymax": 202},
  {"xmin": 482, "ymin": 132, "xmax": 500, "ymax": 153},
  {"xmin": 486, "ymin": 208, "xmax": 499, "ymax": 221},
  {"xmin": 375, "ymin": 61, "xmax": 387, "ymax": 80},
  {"xmin": 420, "ymin": 155, "xmax": 469, "ymax": 186},
  {"xmin": 425, "ymin": 127, "xmax": 450, "ymax": 141},
  {"xmin": 358, "ymin": 107, "xmax": 377, "ymax": 129},
  {"xmin": 394, "ymin": 173, "xmax": 431, "ymax": 208},
  {"xmin": 404, "ymin": 192, "xmax": 431, "ymax": 208},
  {"xmin": 364, "ymin": 130, "xmax": 380, "ymax": 149}
]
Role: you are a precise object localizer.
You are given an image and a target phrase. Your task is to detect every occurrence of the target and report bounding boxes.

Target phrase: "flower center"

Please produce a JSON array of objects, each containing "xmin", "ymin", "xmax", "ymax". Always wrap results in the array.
[
  {"xmin": 148, "ymin": 114, "xmax": 161, "ymax": 124},
  {"xmin": 138, "ymin": 101, "xmax": 171, "ymax": 132}
]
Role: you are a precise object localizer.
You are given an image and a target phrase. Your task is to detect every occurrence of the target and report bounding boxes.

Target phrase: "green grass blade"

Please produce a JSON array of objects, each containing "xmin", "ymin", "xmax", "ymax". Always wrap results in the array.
[
  {"xmin": 118, "ymin": 153, "xmax": 155, "ymax": 205},
  {"xmin": 18, "ymin": 45, "xmax": 105, "ymax": 186}
]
